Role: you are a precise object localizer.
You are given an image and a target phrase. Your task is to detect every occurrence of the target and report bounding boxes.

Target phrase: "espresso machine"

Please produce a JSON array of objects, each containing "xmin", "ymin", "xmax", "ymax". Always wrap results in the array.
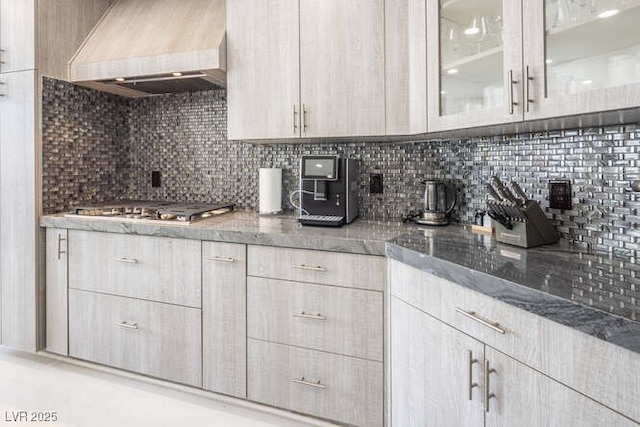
[{"xmin": 298, "ymin": 155, "xmax": 358, "ymax": 227}]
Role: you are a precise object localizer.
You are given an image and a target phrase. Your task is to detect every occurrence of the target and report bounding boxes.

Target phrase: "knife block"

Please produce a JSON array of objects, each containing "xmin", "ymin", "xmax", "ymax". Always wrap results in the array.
[{"xmin": 493, "ymin": 202, "xmax": 558, "ymax": 248}]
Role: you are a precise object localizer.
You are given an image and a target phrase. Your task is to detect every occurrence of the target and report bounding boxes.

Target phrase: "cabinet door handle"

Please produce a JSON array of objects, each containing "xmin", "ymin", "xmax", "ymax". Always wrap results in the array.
[
  {"xmin": 302, "ymin": 104, "xmax": 308, "ymax": 134},
  {"xmin": 205, "ymin": 256, "xmax": 235, "ymax": 263},
  {"xmin": 115, "ymin": 321, "xmax": 138, "ymax": 330},
  {"xmin": 114, "ymin": 257, "xmax": 138, "ymax": 264},
  {"xmin": 484, "ymin": 359, "xmax": 497, "ymax": 412},
  {"xmin": 525, "ymin": 65, "xmax": 534, "ymax": 112},
  {"xmin": 293, "ymin": 105, "xmax": 298, "ymax": 134},
  {"xmin": 292, "ymin": 264, "xmax": 326, "ymax": 272},
  {"xmin": 508, "ymin": 69, "xmax": 518, "ymax": 115},
  {"xmin": 57, "ymin": 234, "xmax": 67, "ymax": 260},
  {"xmin": 467, "ymin": 350, "xmax": 479, "ymax": 400},
  {"xmin": 292, "ymin": 311, "xmax": 327, "ymax": 321},
  {"xmin": 455, "ymin": 308, "xmax": 506, "ymax": 334},
  {"xmin": 291, "ymin": 377, "xmax": 326, "ymax": 389}
]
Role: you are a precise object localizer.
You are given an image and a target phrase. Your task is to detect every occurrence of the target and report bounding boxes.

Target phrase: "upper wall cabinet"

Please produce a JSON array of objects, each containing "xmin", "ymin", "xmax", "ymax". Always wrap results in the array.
[
  {"xmin": 523, "ymin": 0, "xmax": 640, "ymax": 120},
  {"xmin": 0, "ymin": 0, "xmax": 36, "ymax": 73},
  {"xmin": 427, "ymin": 0, "xmax": 523, "ymax": 131},
  {"xmin": 386, "ymin": 0, "xmax": 428, "ymax": 135},
  {"xmin": 427, "ymin": 0, "xmax": 640, "ymax": 132},
  {"xmin": 227, "ymin": 0, "xmax": 385, "ymax": 141}
]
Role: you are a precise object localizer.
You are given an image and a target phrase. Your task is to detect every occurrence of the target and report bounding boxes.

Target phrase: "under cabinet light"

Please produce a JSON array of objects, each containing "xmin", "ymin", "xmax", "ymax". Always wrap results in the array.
[
  {"xmin": 172, "ymin": 72, "xmax": 183, "ymax": 77},
  {"xmin": 447, "ymin": 68, "xmax": 459, "ymax": 75},
  {"xmin": 597, "ymin": 9, "xmax": 619, "ymax": 18},
  {"xmin": 115, "ymin": 77, "xmax": 125, "ymax": 82}
]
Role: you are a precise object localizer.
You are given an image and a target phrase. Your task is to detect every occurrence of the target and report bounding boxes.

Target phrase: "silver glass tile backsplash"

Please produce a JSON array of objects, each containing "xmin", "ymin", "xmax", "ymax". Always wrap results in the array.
[{"xmin": 42, "ymin": 77, "xmax": 640, "ymax": 256}]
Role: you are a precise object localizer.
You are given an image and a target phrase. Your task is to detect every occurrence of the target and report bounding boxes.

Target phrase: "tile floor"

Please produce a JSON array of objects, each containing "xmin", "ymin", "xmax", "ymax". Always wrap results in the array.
[{"xmin": 0, "ymin": 348, "xmax": 337, "ymax": 427}]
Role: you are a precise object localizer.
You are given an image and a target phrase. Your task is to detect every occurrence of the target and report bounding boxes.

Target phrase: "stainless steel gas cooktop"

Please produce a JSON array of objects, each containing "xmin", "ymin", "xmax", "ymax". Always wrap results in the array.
[{"xmin": 65, "ymin": 200, "xmax": 235, "ymax": 224}]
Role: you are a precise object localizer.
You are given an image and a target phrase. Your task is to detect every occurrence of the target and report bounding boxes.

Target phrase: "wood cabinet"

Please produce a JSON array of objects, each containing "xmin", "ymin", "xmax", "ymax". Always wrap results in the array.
[
  {"xmin": 385, "ymin": 0, "xmax": 427, "ymax": 135},
  {"xmin": 246, "ymin": 245, "xmax": 385, "ymax": 426},
  {"xmin": 389, "ymin": 259, "xmax": 640, "ymax": 425},
  {"xmin": 426, "ymin": 0, "xmax": 640, "ymax": 132},
  {"xmin": 0, "ymin": 0, "xmax": 36, "ymax": 73},
  {"xmin": 202, "ymin": 241, "xmax": 247, "ymax": 398},
  {"xmin": 69, "ymin": 289, "xmax": 202, "ymax": 387},
  {"xmin": 248, "ymin": 339, "xmax": 383, "ymax": 427},
  {"xmin": 45, "ymin": 228, "xmax": 68, "ymax": 356},
  {"xmin": 66, "ymin": 231, "xmax": 204, "ymax": 386},
  {"xmin": 0, "ymin": 0, "xmax": 110, "ymax": 353},
  {"xmin": 0, "ymin": 70, "xmax": 37, "ymax": 350},
  {"xmin": 227, "ymin": 0, "xmax": 384, "ymax": 141},
  {"xmin": 68, "ymin": 230, "xmax": 201, "ymax": 307}
]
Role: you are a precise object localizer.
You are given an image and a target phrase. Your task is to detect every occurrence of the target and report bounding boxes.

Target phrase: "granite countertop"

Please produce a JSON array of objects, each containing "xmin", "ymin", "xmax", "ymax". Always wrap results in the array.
[
  {"xmin": 39, "ymin": 210, "xmax": 412, "ymax": 256},
  {"xmin": 40, "ymin": 210, "xmax": 640, "ymax": 354},
  {"xmin": 386, "ymin": 228, "xmax": 640, "ymax": 354}
]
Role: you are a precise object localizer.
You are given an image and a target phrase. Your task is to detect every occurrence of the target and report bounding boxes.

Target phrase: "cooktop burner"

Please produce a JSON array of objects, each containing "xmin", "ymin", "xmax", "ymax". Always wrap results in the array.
[{"xmin": 67, "ymin": 200, "xmax": 235, "ymax": 223}]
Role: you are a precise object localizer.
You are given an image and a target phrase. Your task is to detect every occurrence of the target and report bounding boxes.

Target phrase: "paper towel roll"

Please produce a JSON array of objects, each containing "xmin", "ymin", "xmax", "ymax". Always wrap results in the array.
[{"xmin": 259, "ymin": 168, "xmax": 282, "ymax": 214}]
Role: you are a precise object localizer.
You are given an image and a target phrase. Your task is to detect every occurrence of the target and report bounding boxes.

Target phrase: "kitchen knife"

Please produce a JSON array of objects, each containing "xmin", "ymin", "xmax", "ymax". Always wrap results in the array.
[
  {"xmin": 486, "ymin": 183, "xmax": 503, "ymax": 201},
  {"xmin": 510, "ymin": 181, "xmax": 530, "ymax": 206},
  {"xmin": 492, "ymin": 177, "xmax": 520, "ymax": 204},
  {"xmin": 487, "ymin": 210, "xmax": 513, "ymax": 230}
]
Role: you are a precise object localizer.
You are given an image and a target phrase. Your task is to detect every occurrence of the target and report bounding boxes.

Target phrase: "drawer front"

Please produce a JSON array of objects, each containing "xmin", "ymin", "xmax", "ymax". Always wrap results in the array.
[
  {"xmin": 68, "ymin": 289, "xmax": 202, "ymax": 387},
  {"xmin": 389, "ymin": 259, "xmax": 640, "ymax": 422},
  {"xmin": 69, "ymin": 230, "xmax": 201, "ymax": 307},
  {"xmin": 202, "ymin": 241, "xmax": 247, "ymax": 398},
  {"xmin": 248, "ymin": 277, "xmax": 383, "ymax": 361},
  {"xmin": 247, "ymin": 339, "xmax": 383, "ymax": 427},
  {"xmin": 248, "ymin": 245, "xmax": 385, "ymax": 291}
]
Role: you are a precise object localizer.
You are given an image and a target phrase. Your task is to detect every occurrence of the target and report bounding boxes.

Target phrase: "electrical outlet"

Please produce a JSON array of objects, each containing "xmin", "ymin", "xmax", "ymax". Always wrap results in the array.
[
  {"xmin": 151, "ymin": 171, "xmax": 161, "ymax": 187},
  {"xmin": 549, "ymin": 179, "xmax": 571, "ymax": 210},
  {"xmin": 370, "ymin": 173, "xmax": 383, "ymax": 194}
]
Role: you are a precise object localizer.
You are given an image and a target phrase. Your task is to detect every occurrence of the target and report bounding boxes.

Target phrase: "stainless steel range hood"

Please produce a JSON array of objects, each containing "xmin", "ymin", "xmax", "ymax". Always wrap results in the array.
[{"xmin": 68, "ymin": 0, "xmax": 226, "ymax": 98}]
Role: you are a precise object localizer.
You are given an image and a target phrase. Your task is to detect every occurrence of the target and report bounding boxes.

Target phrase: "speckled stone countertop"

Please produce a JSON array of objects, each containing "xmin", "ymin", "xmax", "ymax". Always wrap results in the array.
[
  {"xmin": 40, "ymin": 211, "xmax": 640, "ymax": 354},
  {"xmin": 386, "ymin": 228, "xmax": 640, "ymax": 354}
]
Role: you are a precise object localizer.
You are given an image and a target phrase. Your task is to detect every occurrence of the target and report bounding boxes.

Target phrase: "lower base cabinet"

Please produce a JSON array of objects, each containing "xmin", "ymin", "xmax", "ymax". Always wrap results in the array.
[
  {"xmin": 69, "ymin": 289, "xmax": 202, "ymax": 387},
  {"xmin": 391, "ymin": 288, "xmax": 638, "ymax": 426},
  {"xmin": 248, "ymin": 339, "xmax": 383, "ymax": 427}
]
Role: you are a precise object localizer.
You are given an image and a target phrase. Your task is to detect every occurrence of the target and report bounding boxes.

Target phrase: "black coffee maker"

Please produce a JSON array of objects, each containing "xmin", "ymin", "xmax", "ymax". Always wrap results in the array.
[{"xmin": 298, "ymin": 155, "xmax": 358, "ymax": 227}]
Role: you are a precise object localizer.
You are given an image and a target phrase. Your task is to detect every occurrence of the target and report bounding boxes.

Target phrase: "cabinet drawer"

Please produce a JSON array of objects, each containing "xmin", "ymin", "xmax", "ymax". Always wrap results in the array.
[
  {"xmin": 69, "ymin": 230, "xmax": 201, "ymax": 307},
  {"xmin": 248, "ymin": 339, "xmax": 383, "ymax": 427},
  {"xmin": 248, "ymin": 245, "xmax": 385, "ymax": 291},
  {"xmin": 68, "ymin": 289, "xmax": 202, "ymax": 387},
  {"xmin": 248, "ymin": 277, "xmax": 383, "ymax": 361}
]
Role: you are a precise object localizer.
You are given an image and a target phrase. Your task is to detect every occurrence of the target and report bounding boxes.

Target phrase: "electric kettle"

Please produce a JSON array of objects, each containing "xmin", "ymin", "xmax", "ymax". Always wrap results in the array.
[{"xmin": 417, "ymin": 179, "xmax": 456, "ymax": 225}]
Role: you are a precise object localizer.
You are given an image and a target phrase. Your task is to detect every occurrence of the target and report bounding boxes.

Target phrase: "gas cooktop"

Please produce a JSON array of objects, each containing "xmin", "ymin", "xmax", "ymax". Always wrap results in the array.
[{"xmin": 65, "ymin": 200, "xmax": 235, "ymax": 223}]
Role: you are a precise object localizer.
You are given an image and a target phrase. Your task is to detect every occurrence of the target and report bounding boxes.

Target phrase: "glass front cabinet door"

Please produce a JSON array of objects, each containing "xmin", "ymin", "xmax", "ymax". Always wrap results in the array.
[
  {"xmin": 427, "ymin": 0, "xmax": 640, "ymax": 132},
  {"xmin": 427, "ymin": 0, "xmax": 523, "ymax": 131},
  {"xmin": 523, "ymin": 0, "xmax": 640, "ymax": 120}
]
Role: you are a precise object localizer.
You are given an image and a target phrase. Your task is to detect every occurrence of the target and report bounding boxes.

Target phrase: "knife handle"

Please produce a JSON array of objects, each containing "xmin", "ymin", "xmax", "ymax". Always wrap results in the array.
[
  {"xmin": 486, "ymin": 184, "xmax": 502, "ymax": 201},
  {"xmin": 510, "ymin": 181, "xmax": 529, "ymax": 204}
]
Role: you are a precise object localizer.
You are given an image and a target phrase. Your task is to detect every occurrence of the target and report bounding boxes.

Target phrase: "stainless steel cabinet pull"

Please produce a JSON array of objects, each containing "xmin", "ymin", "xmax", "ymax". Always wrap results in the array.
[
  {"xmin": 114, "ymin": 257, "xmax": 138, "ymax": 264},
  {"xmin": 524, "ymin": 65, "xmax": 534, "ymax": 112},
  {"xmin": 293, "ymin": 311, "xmax": 327, "ymax": 321},
  {"xmin": 455, "ymin": 308, "xmax": 506, "ymax": 334},
  {"xmin": 57, "ymin": 234, "xmax": 67, "ymax": 260},
  {"xmin": 292, "ymin": 264, "xmax": 326, "ymax": 272},
  {"xmin": 484, "ymin": 360, "xmax": 497, "ymax": 412},
  {"xmin": 206, "ymin": 256, "xmax": 235, "ymax": 263},
  {"xmin": 115, "ymin": 321, "xmax": 138, "ymax": 330},
  {"xmin": 293, "ymin": 105, "xmax": 298, "ymax": 134},
  {"xmin": 508, "ymin": 70, "xmax": 518, "ymax": 115},
  {"xmin": 468, "ymin": 350, "xmax": 479, "ymax": 400},
  {"xmin": 291, "ymin": 377, "xmax": 326, "ymax": 389},
  {"xmin": 302, "ymin": 104, "xmax": 308, "ymax": 134}
]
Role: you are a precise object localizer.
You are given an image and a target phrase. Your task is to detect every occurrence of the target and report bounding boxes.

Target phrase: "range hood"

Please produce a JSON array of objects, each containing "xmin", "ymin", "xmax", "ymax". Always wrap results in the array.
[{"xmin": 68, "ymin": 0, "xmax": 226, "ymax": 97}]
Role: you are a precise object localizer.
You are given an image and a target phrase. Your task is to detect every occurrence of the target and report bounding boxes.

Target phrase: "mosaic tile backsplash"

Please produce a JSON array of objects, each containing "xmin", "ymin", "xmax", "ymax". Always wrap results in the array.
[{"xmin": 42, "ymin": 77, "xmax": 640, "ymax": 257}]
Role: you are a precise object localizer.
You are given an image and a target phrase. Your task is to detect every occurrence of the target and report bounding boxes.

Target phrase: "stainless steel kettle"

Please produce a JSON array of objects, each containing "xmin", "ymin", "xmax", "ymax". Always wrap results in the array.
[{"xmin": 417, "ymin": 179, "xmax": 456, "ymax": 225}]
